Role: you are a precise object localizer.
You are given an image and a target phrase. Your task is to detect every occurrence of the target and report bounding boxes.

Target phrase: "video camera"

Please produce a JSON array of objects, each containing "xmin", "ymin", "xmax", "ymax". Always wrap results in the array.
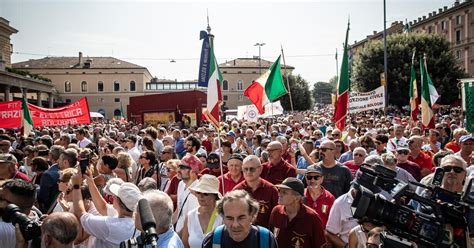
[
  {"xmin": 120, "ymin": 198, "xmax": 158, "ymax": 248},
  {"xmin": 2, "ymin": 203, "xmax": 42, "ymax": 247},
  {"xmin": 352, "ymin": 166, "xmax": 474, "ymax": 247}
]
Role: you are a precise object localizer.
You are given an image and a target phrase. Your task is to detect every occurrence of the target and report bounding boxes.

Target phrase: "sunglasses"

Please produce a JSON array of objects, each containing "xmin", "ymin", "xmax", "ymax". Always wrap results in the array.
[
  {"xmin": 443, "ymin": 166, "xmax": 464, "ymax": 173},
  {"xmin": 242, "ymin": 167, "xmax": 259, "ymax": 173},
  {"xmin": 179, "ymin": 164, "xmax": 192, "ymax": 170},
  {"xmin": 162, "ymin": 151, "xmax": 172, "ymax": 154},
  {"xmin": 397, "ymin": 150, "xmax": 409, "ymax": 155},
  {"xmin": 166, "ymin": 167, "xmax": 175, "ymax": 172},
  {"xmin": 139, "ymin": 156, "xmax": 147, "ymax": 159},
  {"xmin": 320, "ymin": 148, "xmax": 333, "ymax": 152},
  {"xmin": 353, "ymin": 153, "xmax": 365, "ymax": 157},
  {"xmin": 306, "ymin": 175, "xmax": 321, "ymax": 181}
]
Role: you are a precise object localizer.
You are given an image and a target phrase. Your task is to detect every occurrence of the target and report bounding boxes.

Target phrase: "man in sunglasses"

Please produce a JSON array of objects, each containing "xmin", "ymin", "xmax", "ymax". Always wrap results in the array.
[
  {"xmin": 304, "ymin": 165, "xmax": 335, "ymax": 227},
  {"xmin": 315, "ymin": 140, "xmax": 352, "ymax": 198},
  {"xmin": 395, "ymin": 145, "xmax": 421, "ymax": 181},
  {"xmin": 234, "ymin": 155, "xmax": 278, "ymax": 228}
]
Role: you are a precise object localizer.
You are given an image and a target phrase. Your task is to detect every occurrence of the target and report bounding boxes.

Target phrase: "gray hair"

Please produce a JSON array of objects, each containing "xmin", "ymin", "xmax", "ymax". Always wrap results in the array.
[
  {"xmin": 276, "ymin": 136, "xmax": 287, "ymax": 144},
  {"xmin": 217, "ymin": 189, "xmax": 259, "ymax": 217},
  {"xmin": 49, "ymin": 145, "xmax": 65, "ymax": 161},
  {"xmin": 41, "ymin": 212, "xmax": 79, "ymax": 245},
  {"xmin": 141, "ymin": 190, "xmax": 173, "ymax": 229},
  {"xmin": 381, "ymin": 153, "xmax": 397, "ymax": 166},
  {"xmin": 364, "ymin": 155, "xmax": 384, "ymax": 167},
  {"xmin": 137, "ymin": 177, "xmax": 157, "ymax": 192},
  {"xmin": 441, "ymin": 154, "xmax": 468, "ymax": 169}
]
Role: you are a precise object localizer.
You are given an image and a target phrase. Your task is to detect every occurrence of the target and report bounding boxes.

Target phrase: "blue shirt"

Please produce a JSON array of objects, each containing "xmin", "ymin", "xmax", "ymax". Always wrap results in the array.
[
  {"xmin": 175, "ymin": 137, "xmax": 186, "ymax": 159},
  {"xmin": 296, "ymin": 156, "xmax": 310, "ymax": 181},
  {"xmin": 154, "ymin": 228, "xmax": 184, "ymax": 248},
  {"xmin": 338, "ymin": 151, "xmax": 353, "ymax": 164}
]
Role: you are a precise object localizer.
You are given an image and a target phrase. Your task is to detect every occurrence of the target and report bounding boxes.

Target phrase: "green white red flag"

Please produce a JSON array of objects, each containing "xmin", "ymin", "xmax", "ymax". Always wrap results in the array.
[
  {"xmin": 420, "ymin": 55, "xmax": 439, "ymax": 128},
  {"xmin": 21, "ymin": 98, "xmax": 34, "ymax": 137},
  {"xmin": 409, "ymin": 50, "xmax": 419, "ymax": 122},
  {"xmin": 244, "ymin": 55, "xmax": 287, "ymax": 114},
  {"xmin": 333, "ymin": 22, "xmax": 350, "ymax": 130}
]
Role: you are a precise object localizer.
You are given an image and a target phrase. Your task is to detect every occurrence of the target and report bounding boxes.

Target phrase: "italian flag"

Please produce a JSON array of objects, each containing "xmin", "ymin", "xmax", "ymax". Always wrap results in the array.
[
  {"xmin": 21, "ymin": 98, "xmax": 34, "ymax": 137},
  {"xmin": 204, "ymin": 39, "xmax": 223, "ymax": 129},
  {"xmin": 420, "ymin": 55, "xmax": 439, "ymax": 128},
  {"xmin": 244, "ymin": 55, "xmax": 287, "ymax": 114},
  {"xmin": 333, "ymin": 23, "xmax": 350, "ymax": 130},
  {"xmin": 409, "ymin": 51, "xmax": 419, "ymax": 122}
]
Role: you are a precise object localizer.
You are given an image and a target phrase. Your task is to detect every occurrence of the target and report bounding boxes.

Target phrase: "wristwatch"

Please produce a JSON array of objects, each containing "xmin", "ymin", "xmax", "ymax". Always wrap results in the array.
[{"xmin": 73, "ymin": 184, "xmax": 81, "ymax": 190}]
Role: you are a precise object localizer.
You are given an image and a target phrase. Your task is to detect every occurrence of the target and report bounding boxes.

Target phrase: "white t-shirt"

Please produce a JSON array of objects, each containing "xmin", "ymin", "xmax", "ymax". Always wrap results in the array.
[
  {"xmin": 326, "ymin": 190, "xmax": 359, "ymax": 243},
  {"xmin": 80, "ymin": 213, "xmax": 137, "ymax": 248},
  {"xmin": 175, "ymin": 180, "xmax": 199, "ymax": 233}
]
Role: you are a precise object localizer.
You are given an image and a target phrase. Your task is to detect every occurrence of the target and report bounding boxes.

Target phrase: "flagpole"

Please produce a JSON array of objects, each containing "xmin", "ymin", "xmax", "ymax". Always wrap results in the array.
[
  {"xmin": 280, "ymin": 45, "xmax": 294, "ymax": 112},
  {"xmin": 205, "ymin": 17, "xmax": 225, "ymax": 191},
  {"xmin": 383, "ymin": 0, "xmax": 389, "ymax": 115},
  {"xmin": 335, "ymin": 48, "xmax": 339, "ymax": 86}
]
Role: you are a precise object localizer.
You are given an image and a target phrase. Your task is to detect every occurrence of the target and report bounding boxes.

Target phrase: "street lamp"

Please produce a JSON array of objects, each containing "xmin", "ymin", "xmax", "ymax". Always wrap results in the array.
[{"xmin": 254, "ymin": 42, "xmax": 266, "ymax": 74}]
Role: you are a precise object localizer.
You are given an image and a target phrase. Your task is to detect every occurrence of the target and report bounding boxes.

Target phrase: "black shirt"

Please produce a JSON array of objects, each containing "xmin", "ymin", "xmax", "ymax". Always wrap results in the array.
[{"xmin": 201, "ymin": 225, "xmax": 278, "ymax": 248}]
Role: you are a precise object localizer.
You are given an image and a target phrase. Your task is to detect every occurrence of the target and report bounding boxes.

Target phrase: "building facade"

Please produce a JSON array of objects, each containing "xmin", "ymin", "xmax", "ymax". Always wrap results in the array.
[
  {"xmin": 219, "ymin": 57, "xmax": 294, "ymax": 109},
  {"xmin": 350, "ymin": 0, "xmax": 474, "ymax": 76},
  {"xmin": 13, "ymin": 53, "xmax": 154, "ymax": 118},
  {"xmin": 0, "ymin": 17, "xmax": 56, "ymax": 107}
]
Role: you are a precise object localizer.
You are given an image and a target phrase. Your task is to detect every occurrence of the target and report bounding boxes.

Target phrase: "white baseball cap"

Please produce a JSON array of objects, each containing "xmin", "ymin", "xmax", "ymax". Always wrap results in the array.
[{"xmin": 109, "ymin": 182, "xmax": 142, "ymax": 211}]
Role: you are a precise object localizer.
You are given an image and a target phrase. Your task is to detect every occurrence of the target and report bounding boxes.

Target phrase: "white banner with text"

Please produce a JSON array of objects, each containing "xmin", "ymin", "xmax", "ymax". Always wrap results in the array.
[{"xmin": 348, "ymin": 86, "xmax": 385, "ymax": 113}]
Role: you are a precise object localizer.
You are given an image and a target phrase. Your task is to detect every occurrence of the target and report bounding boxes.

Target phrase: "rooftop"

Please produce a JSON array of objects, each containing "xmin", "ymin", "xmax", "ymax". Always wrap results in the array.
[
  {"xmin": 219, "ymin": 57, "xmax": 294, "ymax": 69},
  {"xmin": 12, "ymin": 56, "xmax": 147, "ymax": 70}
]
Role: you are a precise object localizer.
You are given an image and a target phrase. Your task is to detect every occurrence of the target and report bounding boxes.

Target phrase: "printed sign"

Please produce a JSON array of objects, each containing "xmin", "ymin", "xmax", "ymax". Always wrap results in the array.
[
  {"xmin": 348, "ymin": 86, "xmax": 385, "ymax": 113},
  {"xmin": 237, "ymin": 101, "xmax": 284, "ymax": 121}
]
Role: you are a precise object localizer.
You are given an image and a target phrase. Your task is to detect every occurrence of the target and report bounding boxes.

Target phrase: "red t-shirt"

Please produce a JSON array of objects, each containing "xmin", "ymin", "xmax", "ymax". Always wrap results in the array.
[
  {"xmin": 282, "ymin": 152, "xmax": 292, "ymax": 164},
  {"xmin": 409, "ymin": 151, "xmax": 433, "ymax": 171},
  {"xmin": 269, "ymin": 203, "xmax": 327, "ymax": 248},
  {"xmin": 166, "ymin": 176, "xmax": 181, "ymax": 210},
  {"xmin": 13, "ymin": 171, "xmax": 30, "ymax": 181},
  {"xmin": 397, "ymin": 161, "xmax": 421, "ymax": 181},
  {"xmin": 304, "ymin": 187, "xmax": 335, "ymax": 227},
  {"xmin": 201, "ymin": 139, "xmax": 212, "ymax": 153},
  {"xmin": 233, "ymin": 178, "xmax": 278, "ymax": 228},
  {"xmin": 445, "ymin": 141, "xmax": 461, "ymax": 153},
  {"xmin": 217, "ymin": 172, "xmax": 244, "ymax": 194},
  {"xmin": 343, "ymin": 160, "xmax": 360, "ymax": 179},
  {"xmin": 261, "ymin": 159, "xmax": 297, "ymax": 185}
]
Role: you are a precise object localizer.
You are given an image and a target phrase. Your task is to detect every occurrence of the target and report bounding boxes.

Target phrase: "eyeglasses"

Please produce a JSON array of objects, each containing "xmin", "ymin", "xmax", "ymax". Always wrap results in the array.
[
  {"xmin": 332, "ymin": 133, "xmax": 341, "ymax": 137},
  {"xmin": 353, "ymin": 153, "xmax": 365, "ymax": 157},
  {"xmin": 162, "ymin": 151, "xmax": 172, "ymax": 154},
  {"xmin": 442, "ymin": 166, "xmax": 464, "ymax": 173},
  {"xmin": 320, "ymin": 147, "xmax": 333, "ymax": 152},
  {"xmin": 397, "ymin": 150, "xmax": 409, "ymax": 155},
  {"xmin": 306, "ymin": 175, "xmax": 321, "ymax": 181},
  {"xmin": 242, "ymin": 167, "xmax": 259, "ymax": 173},
  {"xmin": 266, "ymin": 148, "xmax": 280, "ymax": 153},
  {"xmin": 178, "ymin": 164, "xmax": 192, "ymax": 170}
]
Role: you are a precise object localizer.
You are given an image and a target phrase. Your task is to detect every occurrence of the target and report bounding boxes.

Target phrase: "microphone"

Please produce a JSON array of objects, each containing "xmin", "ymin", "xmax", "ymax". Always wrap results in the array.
[{"xmin": 138, "ymin": 198, "xmax": 158, "ymax": 248}]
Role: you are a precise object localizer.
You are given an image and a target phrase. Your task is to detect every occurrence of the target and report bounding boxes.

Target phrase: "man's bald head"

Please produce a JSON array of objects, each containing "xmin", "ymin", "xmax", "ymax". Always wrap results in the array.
[{"xmin": 320, "ymin": 140, "xmax": 336, "ymax": 150}]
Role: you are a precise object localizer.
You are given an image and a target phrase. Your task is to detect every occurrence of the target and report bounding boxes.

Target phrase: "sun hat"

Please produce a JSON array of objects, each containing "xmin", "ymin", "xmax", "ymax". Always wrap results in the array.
[{"xmin": 189, "ymin": 174, "xmax": 223, "ymax": 198}]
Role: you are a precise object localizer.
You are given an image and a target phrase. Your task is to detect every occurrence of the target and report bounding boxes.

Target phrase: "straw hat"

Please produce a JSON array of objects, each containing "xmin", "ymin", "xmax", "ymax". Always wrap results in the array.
[{"xmin": 189, "ymin": 174, "xmax": 223, "ymax": 199}]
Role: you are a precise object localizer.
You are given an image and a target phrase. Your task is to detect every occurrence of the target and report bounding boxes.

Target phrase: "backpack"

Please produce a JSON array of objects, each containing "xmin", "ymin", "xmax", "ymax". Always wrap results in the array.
[{"xmin": 212, "ymin": 225, "xmax": 270, "ymax": 248}]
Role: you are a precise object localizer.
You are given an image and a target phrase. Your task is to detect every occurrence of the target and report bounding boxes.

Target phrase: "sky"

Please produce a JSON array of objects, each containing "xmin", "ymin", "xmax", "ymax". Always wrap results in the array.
[{"xmin": 1, "ymin": 0, "xmax": 453, "ymax": 84}]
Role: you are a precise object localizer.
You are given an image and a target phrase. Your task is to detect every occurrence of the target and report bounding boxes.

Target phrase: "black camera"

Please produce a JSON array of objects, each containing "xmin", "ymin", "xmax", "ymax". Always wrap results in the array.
[{"xmin": 2, "ymin": 204, "xmax": 42, "ymax": 241}]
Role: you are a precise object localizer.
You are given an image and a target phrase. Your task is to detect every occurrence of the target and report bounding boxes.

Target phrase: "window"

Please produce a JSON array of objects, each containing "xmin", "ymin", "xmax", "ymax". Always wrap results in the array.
[
  {"xmin": 456, "ymin": 50, "xmax": 461, "ymax": 59},
  {"xmin": 114, "ymin": 109, "xmax": 122, "ymax": 117},
  {"xmin": 428, "ymin": 26, "xmax": 432, "ymax": 34},
  {"xmin": 157, "ymin": 84, "xmax": 164, "ymax": 90},
  {"xmin": 130, "ymin": 81, "xmax": 136, "ymax": 92},
  {"xmin": 81, "ymin": 81, "xmax": 87, "ymax": 92},
  {"xmin": 170, "ymin": 84, "xmax": 177, "ymax": 90},
  {"xmin": 177, "ymin": 84, "xmax": 183, "ymax": 90},
  {"xmin": 223, "ymin": 95, "xmax": 228, "ymax": 101},
  {"xmin": 114, "ymin": 98, "xmax": 120, "ymax": 102},
  {"xmin": 456, "ymin": 30, "xmax": 462, "ymax": 44},
  {"xmin": 64, "ymin": 81, "xmax": 71, "ymax": 92},
  {"xmin": 222, "ymin": 80, "xmax": 229, "ymax": 91},
  {"xmin": 66, "ymin": 99, "xmax": 71, "ymax": 103},
  {"xmin": 441, "ymin": 20, "xmax": 447, "ymax": 30},
  {"xmin": 223, "ymin": 71, "xmax": 227, "ymax": 74},
  {"xmin": 237, "ymin": 80, "xmax": 243, "ymax": 91},
  {"xmin": 114, "ymin": 81, "xmax": 120, "ymax": 92},
  {"xmin": 456, "ymin": 15, "xmax": 462, "ymax": 25},
  {"xmin": 163, "ymin": 84, "xmax": 170, "ymax": 90},
  {"xmin": 238, "ymin": 95, "xmax": 243, "ymax": 101},
  {"xmin": 98, "ymin": 81, "xmax": 104, "ymax": 92}
]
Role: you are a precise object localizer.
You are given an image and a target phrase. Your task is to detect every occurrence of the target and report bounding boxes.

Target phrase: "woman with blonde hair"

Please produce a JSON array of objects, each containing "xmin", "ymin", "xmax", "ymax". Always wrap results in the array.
[
  {"xmin": 50, "ymin": 168, "xmax": 78, "ymax": 213},
  {"xmin": 114, "ymin": 152, "xmax": 133, "ymax": 182},
  {"xmin": 165, "ymin": 159, "xmax": 181, "ymax": 210}
]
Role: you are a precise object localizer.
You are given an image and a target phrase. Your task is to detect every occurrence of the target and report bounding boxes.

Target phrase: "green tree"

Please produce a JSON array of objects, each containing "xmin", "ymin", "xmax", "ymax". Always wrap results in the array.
[
  {"xmin": 280, "ymin": 74, "xmax": 313, "ymax": 111},
  {"xmin": 351, "ymin": 33, "xmax": 467, "ymax": 107},
  {"xmin": 312, "ymin": 81, "xmax": 334, "ymax": 104},
  {"xmin": 328, "ymin": 75, "xmax": 338, "ymax": 93}
]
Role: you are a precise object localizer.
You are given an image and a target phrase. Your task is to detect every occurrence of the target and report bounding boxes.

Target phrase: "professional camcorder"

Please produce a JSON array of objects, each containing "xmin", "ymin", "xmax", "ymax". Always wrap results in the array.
[
  {"xmin": 120, "ymin": 198, "xmax": 159, "ymax": 248},
  {"xmin": 352, "ymin": 166, "xmax": 474, "ymax": 247}
]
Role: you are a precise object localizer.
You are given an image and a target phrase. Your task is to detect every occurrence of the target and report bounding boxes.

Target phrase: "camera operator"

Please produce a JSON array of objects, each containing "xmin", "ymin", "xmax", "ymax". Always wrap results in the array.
[{"xmin": 0, "ymin": 179, "xmax": 41, "ymax": 247}]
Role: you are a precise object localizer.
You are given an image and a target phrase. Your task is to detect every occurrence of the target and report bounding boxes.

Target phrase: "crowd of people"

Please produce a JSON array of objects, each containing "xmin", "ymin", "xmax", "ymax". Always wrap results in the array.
[{"xmin": 0, "ymin": 105, "xmax": 472, "ymax": 248}]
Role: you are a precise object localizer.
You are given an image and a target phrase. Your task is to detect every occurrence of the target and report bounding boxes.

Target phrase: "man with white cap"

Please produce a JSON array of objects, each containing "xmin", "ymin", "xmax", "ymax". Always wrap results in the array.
[
  {"xmin": 456, "ymin": 135, "xmax": 474, "ymax": 164},
  {"xmin": 72, "ymin": 172, "xmax": 142, "ymax": 247},
  {"xmin": 181, "ymin": 174, "xmax": 223, "ymax": 248}
]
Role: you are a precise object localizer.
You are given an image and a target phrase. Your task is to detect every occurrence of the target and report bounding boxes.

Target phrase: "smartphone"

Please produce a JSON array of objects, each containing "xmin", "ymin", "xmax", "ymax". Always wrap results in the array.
[{"xmin": 79, "ymin": 158, "xmax": 89, "ymax": 174}]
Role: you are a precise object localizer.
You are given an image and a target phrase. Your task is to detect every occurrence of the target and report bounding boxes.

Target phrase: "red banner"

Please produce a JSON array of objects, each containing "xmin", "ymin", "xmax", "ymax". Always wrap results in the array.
[{"xmin": 0, "ymin": 97, "xmax": 91, "ymax": 128}]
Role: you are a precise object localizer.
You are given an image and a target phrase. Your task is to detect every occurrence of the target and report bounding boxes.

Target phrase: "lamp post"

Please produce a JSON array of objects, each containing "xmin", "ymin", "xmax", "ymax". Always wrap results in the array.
[{"xmin": 254, "ymin": 43, "xmax": 266, "ymax": 74}]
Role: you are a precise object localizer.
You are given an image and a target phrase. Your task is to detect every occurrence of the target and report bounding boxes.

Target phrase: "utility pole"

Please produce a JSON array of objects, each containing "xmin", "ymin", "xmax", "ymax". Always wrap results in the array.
[
  {"xmin": 383, "ymin": 0, "xmax": 388, "ymax": 113},
  {"xmin": 254, "ymin": 43, "xmax": 266, "ymax": 74}
]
